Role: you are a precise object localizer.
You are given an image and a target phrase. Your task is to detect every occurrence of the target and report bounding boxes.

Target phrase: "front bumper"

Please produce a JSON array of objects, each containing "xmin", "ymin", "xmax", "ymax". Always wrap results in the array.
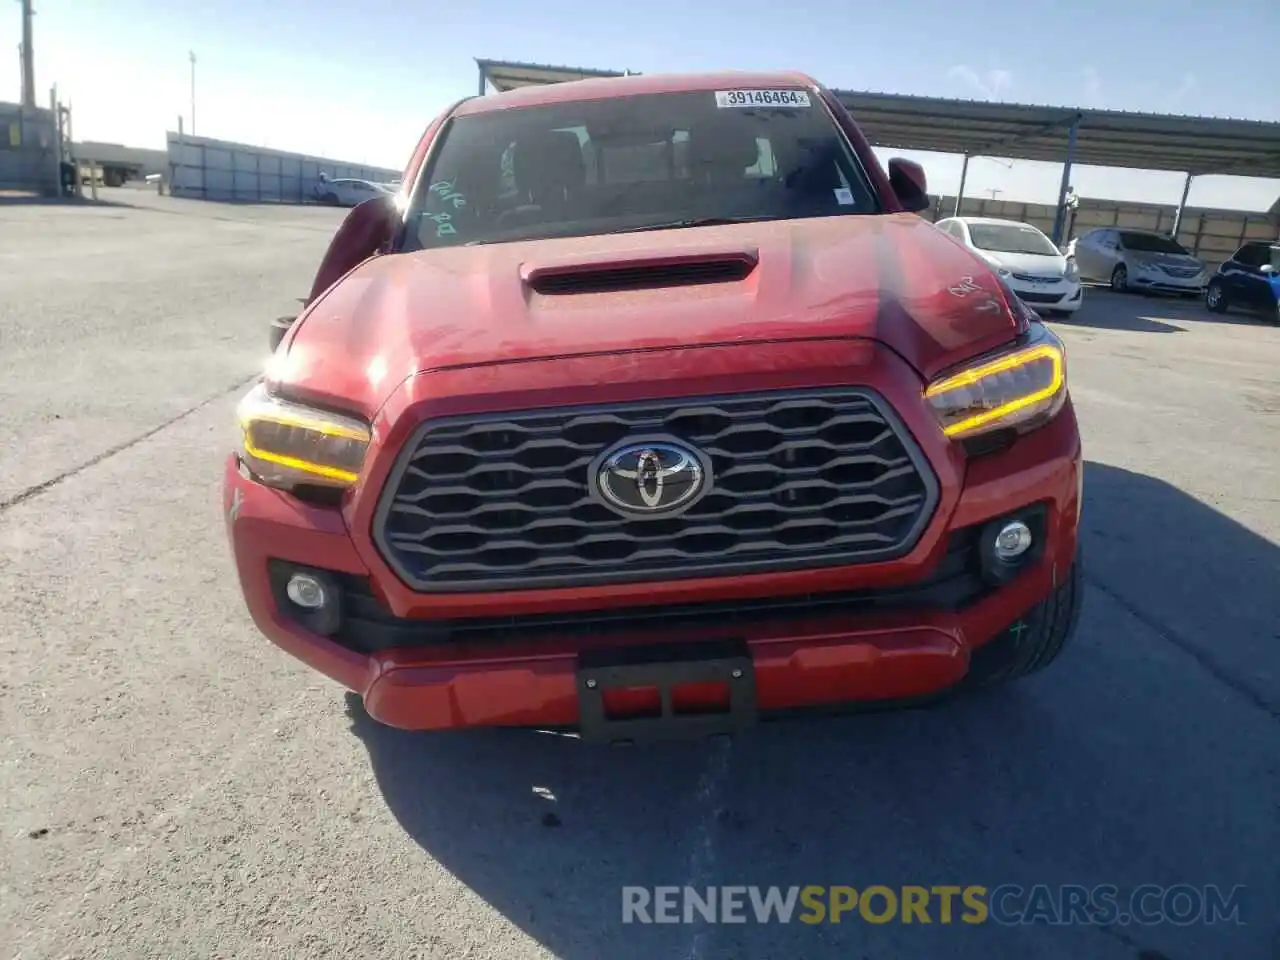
[
  {"xmin": 1129, "ymin": 270, "xmax": 1206, "ymax": 295},
  {"xmin": 224, "ymin": 384, "xmax": 1083, "ymax": 733},
  {"xmin": 1008, "ymin": 278, "xmax": 1083, "ymax": 313}
]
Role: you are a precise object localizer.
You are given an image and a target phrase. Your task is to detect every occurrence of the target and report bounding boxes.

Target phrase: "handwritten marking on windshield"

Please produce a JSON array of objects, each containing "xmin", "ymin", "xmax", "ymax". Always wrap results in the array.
[{"xmin": 425, "ymin": 179, "xmax": 468, "ymax": 238}]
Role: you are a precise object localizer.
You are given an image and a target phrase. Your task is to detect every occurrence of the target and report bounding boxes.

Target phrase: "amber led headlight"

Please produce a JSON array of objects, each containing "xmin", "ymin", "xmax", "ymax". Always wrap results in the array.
[
  {"xmin": 236, "ymin": 382, "xmax": 370, "ymax": 489},
  {"xmin": 924, "ymin": 324, "xmax": 1067, "ymax": 440}
]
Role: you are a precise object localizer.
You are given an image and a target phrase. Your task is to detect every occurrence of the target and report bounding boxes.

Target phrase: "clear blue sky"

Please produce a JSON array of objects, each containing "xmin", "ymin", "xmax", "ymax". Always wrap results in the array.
[{"xmin": 6, "ymin": 0, "xmax": 1278, "ymax": 211}]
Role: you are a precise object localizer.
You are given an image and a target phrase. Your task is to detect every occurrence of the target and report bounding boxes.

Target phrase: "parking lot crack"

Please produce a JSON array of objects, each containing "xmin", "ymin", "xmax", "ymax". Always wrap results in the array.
[
  {"xmin": 1087, "ymin": 575, "xmax": 1278, "ymax": 721},
  {"xmin": 0, "ymin": 373, "xmax": 259, "ymax": 515}
]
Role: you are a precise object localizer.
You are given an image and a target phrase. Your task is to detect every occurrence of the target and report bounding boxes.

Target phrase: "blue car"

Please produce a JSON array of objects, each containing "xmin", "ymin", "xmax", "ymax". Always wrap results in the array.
[{"xmin": 1205, "ymin": 241, "xmax": 1280, "ymax": 323}]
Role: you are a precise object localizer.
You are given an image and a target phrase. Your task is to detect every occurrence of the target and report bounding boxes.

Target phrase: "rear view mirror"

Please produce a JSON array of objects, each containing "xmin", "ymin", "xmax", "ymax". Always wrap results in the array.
[{"xmin": 887, "ymin": 158, "xmax": 930, "ymax": 213}]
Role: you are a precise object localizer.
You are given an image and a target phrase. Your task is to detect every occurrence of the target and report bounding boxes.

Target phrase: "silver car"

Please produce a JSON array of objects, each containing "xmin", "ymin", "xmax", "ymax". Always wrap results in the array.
[
  {"xmin": 313, "ymin": 175, "xmax": 395, "ymax": 208},
  {"xmin": 1067, "ymin": 228, "xmax": 1209, "ymax": 296}
]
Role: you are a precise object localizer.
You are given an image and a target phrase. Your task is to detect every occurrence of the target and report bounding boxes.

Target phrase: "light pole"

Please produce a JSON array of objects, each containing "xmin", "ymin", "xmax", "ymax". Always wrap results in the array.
[
  {"xmin": 19, "ymin": 0, "xmax": 37, "ymax": 108},
  {"xmin": 189, "ymin": 50, "xmax": 196, "ymax": 135}
]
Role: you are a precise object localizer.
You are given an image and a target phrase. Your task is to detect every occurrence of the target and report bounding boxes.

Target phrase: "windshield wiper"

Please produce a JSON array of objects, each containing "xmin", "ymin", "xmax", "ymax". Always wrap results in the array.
[{"xmin": 609, "ymin": 216, "xmax": 776, "ymax": 234}]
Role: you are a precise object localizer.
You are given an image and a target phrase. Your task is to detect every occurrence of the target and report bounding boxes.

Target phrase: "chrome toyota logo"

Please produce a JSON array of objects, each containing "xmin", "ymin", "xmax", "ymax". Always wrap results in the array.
[{"xmin": 590, "ymin": 438, "xmax": 711, "ymax": 518}]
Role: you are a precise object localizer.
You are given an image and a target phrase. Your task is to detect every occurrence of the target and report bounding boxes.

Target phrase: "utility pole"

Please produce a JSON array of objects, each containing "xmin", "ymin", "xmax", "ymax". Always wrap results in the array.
[
  {"xmin": 19, "ymin": 0, "xmax": 36, "ymax": 108},
  {"xmin": 189, "ymin": 50, "xmax": 196, "ymax": 135}
]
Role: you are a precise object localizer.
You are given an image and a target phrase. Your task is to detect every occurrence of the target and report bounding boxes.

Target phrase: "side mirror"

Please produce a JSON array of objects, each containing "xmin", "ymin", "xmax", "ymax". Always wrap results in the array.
[
  {"xmin": 887, "ymin": 158, "xmax": 930, "ymax": 213},
  {"xmin": 306, "ymin": 195, "xmax": 399, "ymax": 303},
  {"xmin": 273, "ymin": 196, "xmax": 399, "ymax": 352}
]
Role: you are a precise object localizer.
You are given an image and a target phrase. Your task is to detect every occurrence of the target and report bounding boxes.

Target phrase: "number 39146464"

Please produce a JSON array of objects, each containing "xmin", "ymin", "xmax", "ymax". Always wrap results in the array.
[{"xmin": 715, "ymin": 89, "xmax": 811, "ymax": 108}]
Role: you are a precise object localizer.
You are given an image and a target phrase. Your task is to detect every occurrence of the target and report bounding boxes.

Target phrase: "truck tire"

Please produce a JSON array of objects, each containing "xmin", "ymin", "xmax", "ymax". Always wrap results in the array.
[{"xmin": 963, "ymin": 548, "xmax": 1084, "ymax": 688}]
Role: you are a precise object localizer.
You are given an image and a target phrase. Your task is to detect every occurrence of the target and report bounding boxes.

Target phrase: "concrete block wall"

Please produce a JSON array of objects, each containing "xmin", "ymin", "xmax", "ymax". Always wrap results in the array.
[{"xmin": 165, "ymin": 132, "xmax": 400, "ymax": 203}]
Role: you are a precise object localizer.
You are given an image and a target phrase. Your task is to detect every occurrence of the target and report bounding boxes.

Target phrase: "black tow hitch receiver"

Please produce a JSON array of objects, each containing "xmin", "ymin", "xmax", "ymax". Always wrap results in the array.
[{"xmin": 576, "ymin": 640, "xmax": 758, "ymax": 745}]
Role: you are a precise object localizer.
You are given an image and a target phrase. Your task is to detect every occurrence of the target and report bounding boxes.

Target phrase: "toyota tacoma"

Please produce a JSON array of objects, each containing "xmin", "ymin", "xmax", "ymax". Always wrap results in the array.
[{"xmin": 224, "ymin": 71, "xmax": 1084, "ymax": 742}]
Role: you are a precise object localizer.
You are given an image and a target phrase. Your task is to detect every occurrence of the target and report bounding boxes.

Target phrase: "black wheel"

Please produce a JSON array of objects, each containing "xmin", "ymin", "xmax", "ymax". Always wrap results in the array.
[
  {"xmin": 322, "ymin": 191, "xmax": 339, "ymax": 205},
  {"xmin": 1110, "ymin": 264, "xmax": 1128, "ymax": 292},
  {"xmin": 1205, "ymin": 280, "xmax": 1228, "ymax": 314},
  {"xmin": 963, "ymin": 550, "xmax": 1084, "ymax": 688}
]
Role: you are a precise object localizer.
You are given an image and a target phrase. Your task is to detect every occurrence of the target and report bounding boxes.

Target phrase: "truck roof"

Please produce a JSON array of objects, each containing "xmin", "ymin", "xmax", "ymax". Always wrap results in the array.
[{"xmin": 452, "ymin": 70, "xmax": 821, "ymax": 117}]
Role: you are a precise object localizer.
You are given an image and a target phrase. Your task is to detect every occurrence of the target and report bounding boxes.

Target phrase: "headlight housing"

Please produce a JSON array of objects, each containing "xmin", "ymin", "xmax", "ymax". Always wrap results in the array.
[
  {"xmin": 924, "ymin": 322, "xmax": 1067, "ymax": 440},
  {"xmin": 236, "ymin": 382, "xmax": 371, "ymax": 490},
  {"xmin": 1064, "ymin": 258, "xmax": 1079, "ymax": 281}
]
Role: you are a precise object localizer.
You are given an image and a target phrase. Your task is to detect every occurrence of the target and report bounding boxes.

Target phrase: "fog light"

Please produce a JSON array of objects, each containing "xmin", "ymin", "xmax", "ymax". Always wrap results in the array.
[
  {"xmin": 286, "ymin": 573, "xmax": 327, "ymax": 609},
  {"xmin": 994, "ymin": 521, "xmax": 1033, "ymax": 561}
]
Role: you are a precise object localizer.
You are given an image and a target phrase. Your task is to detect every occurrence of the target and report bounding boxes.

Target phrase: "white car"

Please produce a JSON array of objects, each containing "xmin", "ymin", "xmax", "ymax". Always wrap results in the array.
[
  {"xmin": 313, "ymin": 174, "xmax": 394, "ymax": 207},
  {"xmin": 935, "ymin": 216, "xmax": 1083, "ymax": 316}
]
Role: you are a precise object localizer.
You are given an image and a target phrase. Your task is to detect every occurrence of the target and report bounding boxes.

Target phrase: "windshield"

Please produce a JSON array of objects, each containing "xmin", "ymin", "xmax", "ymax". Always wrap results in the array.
[
  {"xmin": 400, "ymin": 89, "xmax": 881, "ymax": 250},
  {"xmin": 1120, "ymin": 231, "xmax": 1189, "ymax": 254},
  {"xmin": 967, "ymin": 222, "xmax": 1059, "ymax": 257}
]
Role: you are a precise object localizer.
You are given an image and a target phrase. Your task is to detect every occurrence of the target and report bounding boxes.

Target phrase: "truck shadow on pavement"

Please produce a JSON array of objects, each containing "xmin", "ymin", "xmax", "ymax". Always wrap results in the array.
[{"xmin": 346, "ymin": 461, "xmax": 1277, "ymax": 960}]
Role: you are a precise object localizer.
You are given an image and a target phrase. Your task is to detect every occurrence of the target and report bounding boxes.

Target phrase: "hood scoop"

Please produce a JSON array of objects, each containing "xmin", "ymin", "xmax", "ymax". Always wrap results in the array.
[{"xmin": 523, "ymin": 250, "xmax": 758, "ymax": 296}]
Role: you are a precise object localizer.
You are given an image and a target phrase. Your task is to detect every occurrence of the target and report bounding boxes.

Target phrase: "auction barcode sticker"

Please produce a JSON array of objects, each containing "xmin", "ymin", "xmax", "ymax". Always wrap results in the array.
[{"xmin": 715, "ymin": 89, "xmax": 811, "ymax": 108}]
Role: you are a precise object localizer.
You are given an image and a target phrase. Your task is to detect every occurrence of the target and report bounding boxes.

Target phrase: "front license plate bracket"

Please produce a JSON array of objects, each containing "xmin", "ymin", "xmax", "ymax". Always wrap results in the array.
[{"xmin": 576, "ymin": 641, "xmax": 758, "ymax": 744}]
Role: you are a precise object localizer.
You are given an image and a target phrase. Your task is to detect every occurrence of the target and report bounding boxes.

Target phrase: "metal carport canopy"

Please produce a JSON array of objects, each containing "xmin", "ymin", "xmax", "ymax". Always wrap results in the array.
[{"xmin": 475, "ymin": 58, "xmax": 1280, "ymax": 179}]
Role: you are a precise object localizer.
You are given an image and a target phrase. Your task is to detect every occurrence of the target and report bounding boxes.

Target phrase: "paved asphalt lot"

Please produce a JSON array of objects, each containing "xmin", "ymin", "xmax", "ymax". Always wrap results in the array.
[{"xmin": 2, "ymin": 191, "xmax": 1277, "ymax": 960}]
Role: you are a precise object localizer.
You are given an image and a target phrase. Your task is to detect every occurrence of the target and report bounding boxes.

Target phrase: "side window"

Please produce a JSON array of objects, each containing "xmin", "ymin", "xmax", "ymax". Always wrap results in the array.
[
  {"xmin": 554, "ymin": 126, "xmax": 596, "ymax": 184},
  {"xmin": 746, "ymin": 138, "xmax": 776, "ymax": 177},
  {"xmin": 500, "ymin": 142, "xmax": 517, "ymax": 197},
  {"xmin": 672, "ymin": 130, "xmax": 690, "ymax": 178},
  {"xmin": 1233, "ymin": 244, "xmax": 1263, "ymax": 267},
  {"xmin": 600, "ymin": 141, "xmax": 668, "ymax": 184}
]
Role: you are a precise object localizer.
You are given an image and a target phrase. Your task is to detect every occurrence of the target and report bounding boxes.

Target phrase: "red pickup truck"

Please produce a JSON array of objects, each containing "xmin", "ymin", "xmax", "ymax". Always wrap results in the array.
[{"xmin": 226, "ymin": 70, "xmax": 1083, "ymax": 743}]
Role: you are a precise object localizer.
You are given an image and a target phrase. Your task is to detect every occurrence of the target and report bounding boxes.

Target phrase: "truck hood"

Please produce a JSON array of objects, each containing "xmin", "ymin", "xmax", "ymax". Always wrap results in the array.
[{"xmin": 274, "ymin": 213, "xmax": 1022, "ymax": 418}]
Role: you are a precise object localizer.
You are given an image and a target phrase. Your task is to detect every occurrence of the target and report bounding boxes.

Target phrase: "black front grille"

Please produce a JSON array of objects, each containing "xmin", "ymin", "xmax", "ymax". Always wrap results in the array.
[
  {"xmin": 330, "ymin": 526, "xmax": 986, "ymax": 654},
  {"xmin": 1017, "ymin": 290, "xmax": 1065, "ymax": 304},
  {"xmin": 373, "ymin": 388, "xmax": 939, "ymax": 592}
]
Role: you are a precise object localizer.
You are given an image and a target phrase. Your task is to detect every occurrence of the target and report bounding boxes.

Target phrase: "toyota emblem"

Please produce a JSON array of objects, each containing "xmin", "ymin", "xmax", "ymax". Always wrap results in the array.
[{"xmin": 590, "ymin": 438, "xmax": 711, "ymax": 518}]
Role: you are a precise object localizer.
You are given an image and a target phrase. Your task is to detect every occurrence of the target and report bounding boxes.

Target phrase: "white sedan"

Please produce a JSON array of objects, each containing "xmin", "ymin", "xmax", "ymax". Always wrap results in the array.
[
  {"xmin": 313, "ymin": 174, "xmax": 395, "ymax": 207},
  {"xmin": 934, "ymin": 216, "xmax": 1083, "ymax": 316}
]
